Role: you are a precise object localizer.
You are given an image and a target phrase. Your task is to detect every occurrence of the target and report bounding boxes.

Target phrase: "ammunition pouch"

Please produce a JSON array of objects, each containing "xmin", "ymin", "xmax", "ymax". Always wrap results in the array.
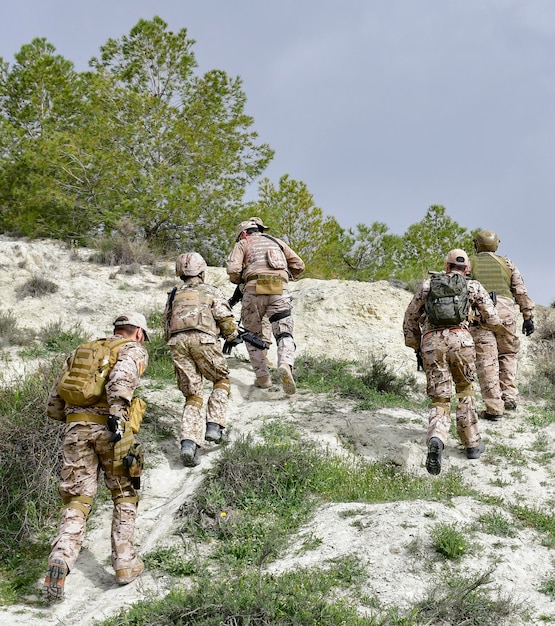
[
  {"xmin": 128, "ymin": 397, "xmax": 147, "ymax": 434},
  {"xmin": 254, "ymin": 274, "xmax": 284, "ymax": 295}
]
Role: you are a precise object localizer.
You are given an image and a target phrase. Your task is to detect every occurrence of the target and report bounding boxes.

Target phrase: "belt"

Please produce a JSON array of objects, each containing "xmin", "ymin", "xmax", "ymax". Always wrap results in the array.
[
  {"xmin": 66, "ymin": 413, "xmax": 108, "ymax": 425},
  {"xmin": 245, "ymin": 274, "xmax": 287, "ymax": 282},
  {"xmin": 422, "ymin": 327, "xmax": 464, "ymax": 341}
]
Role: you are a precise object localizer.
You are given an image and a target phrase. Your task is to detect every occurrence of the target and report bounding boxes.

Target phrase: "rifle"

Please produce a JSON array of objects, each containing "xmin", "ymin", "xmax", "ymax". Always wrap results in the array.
[
  {"xmin": 239, "ymin": 327, "xmax": 269, "ymax": 350},
  {"xmin": 228, "ymin": 285, "xmax": 243, "ymax": 308}
]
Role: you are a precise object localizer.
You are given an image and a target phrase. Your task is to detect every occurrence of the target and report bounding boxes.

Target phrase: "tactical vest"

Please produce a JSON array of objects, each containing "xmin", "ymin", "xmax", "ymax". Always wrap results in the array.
[
  {"xmin": 469, "ymin": 253, "xmax": 512, "ymax": 300},
  {"xmin": 168, "ymin": 284, "xmax": 218, "ymax": 337},
  {"xmin": 244, "ymin": 233, "xmax": 287, "ymax": 281}
]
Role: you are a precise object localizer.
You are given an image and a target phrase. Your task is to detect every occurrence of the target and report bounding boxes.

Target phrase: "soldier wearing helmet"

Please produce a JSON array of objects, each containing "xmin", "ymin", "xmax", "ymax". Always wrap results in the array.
[
  {"xmin": 469, "ymin": 230, "xmax": 535, "ymax": 416},
  {"xmin": 164, "ymin": 252, "xmax": 240, "ymax": 467},
  {"xmin": 403, "ymin": 249, "xmax": 502, "ymax": 474},
  {"xmin": 226, "ymin": 217, "xmax": 305, "ymax": 394}
]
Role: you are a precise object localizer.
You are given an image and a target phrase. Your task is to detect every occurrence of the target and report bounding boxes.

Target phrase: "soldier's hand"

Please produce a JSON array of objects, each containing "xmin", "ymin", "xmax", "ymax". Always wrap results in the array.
[
  {"xmin": 107, "ymin": 415, "xmax": 125, "ymax": 443},
  {"xmin": 522, "ymin": 319, "xmax": 535, "ymax": 336}
]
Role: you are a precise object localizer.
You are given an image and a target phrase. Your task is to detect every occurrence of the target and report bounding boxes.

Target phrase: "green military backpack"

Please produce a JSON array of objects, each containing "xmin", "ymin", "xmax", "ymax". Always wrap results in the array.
[
  {"xmin": 425, "ymin": 272, "xmax": 470, "ymax": 328},
  {"xmin": 57, "ymin": 337, "xmax": 130, "ymax": 407}
]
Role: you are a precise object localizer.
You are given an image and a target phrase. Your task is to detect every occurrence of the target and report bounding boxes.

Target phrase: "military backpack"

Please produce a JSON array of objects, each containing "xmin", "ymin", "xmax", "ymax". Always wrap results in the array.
[
  {"xmin": 57, "ymin": 337, "xmax": 130, "ymax": 407},
  {"xmin": 425, "ymin": 272, "xmax": 469, "ymax": 328}
]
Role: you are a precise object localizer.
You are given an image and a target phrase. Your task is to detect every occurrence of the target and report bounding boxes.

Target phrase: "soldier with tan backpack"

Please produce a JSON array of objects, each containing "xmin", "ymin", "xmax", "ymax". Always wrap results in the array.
[{"xmin": 43, "ymin": 312, "xmax": 149, "ymax": 601}]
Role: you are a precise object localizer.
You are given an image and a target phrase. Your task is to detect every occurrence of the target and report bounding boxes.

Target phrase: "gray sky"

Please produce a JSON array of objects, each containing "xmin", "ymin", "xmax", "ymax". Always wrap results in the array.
[{"xmin": 1, "ymin": 1, "xmax": 553, "ymax": 305}]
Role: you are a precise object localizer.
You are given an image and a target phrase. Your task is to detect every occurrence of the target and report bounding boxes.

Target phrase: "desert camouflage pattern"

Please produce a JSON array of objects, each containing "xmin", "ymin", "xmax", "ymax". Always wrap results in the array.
[
  {"xmin": 469, "ymin": 254, "xmax": 534, "ymax": 407},
  {"xmin": 168, "ymin": 329, "xmax": 231, "ymax": 446},
  {"xmin": 49, "ymin": 423, "xmax": 140, "ymax": 572},
  {"xmin": 403, "ymin": 274, "xmax": 501, "ymax": 449},
  {"xmin": 421, "ymin": 329, "xmax": 481, "ymax": 447},
  {"xmin": 164, "ymin": 279, "xmax": 237, "ymax": 341},
  {"xmin": 241, "ymin": 290, "xmax": 296, "ymax": 379},
  {"xmin": 46, "ymin": 336, "xmax": 147, "ymax": 575},
  {"xmin": 226, "ymin": 231, "xmax": 303, "ymax": 381},
  {"xmin": 226, "ymin": 231, "xmax": 305, "ymax": 286}
]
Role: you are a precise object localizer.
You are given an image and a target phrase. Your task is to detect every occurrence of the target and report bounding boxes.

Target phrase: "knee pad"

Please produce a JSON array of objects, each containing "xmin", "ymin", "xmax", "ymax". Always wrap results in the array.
[
  {"xmin": 214, "ymin": 378, "xmax": 231, "ymax": 393},
  {"xmin": 185, "ymin": 394, "xmax": 203, "ymax": 409},
  {"xmin": 62, "ymin": 495, "xmax": 94, "ymax": 520}
]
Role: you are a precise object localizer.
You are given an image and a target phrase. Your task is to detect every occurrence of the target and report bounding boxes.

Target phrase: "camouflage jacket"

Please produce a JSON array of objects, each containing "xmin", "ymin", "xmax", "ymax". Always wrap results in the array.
[
  {"xmin": 46, "ymin": 335, "xmax": 148, "ymax": 421},
  {"xmin": 403, "ymin": 273, "xmax": 501, "ymax": 351}
]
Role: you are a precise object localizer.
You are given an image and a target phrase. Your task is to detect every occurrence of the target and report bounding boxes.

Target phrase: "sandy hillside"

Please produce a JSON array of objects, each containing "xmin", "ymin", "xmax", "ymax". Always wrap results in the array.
[{"xmin": 0, "ymin": 235, "xmax": 553, "ymax": 626}]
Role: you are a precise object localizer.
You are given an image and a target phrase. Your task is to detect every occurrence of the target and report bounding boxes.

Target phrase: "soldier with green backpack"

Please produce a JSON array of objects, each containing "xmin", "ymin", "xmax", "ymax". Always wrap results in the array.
[
  {"xmin": 43, "ymin": 312, "xmax": 149, "ymax": 601},
  {"xmin": 403, "ymin": 249, "xmax": 502, "ymax": 475}
]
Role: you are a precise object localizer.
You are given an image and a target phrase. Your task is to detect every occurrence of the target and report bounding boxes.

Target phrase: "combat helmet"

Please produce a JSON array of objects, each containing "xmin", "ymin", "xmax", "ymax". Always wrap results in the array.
[
  {"xmin": 175, "ymin": 252, "xmax": 207, "ymax": 277},
  {"xmin": 474, "ymin": 230, "xmax": 500, "ymax": 252}
]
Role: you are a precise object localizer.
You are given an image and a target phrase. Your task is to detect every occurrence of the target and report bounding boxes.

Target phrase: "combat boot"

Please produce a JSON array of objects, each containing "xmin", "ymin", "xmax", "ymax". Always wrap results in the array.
[
  {"xmin": 205, "ymin": 422, "xmax": 223, "ymax": 443},
  {"xmin": 425, "ymin": 437, "xmax": 443, "ymax": 475},
  {"xmin": 254, "ymin": 375, "xmax": 272, "ymax": 389},
  {"xmin": 180, "ymin": 440, "xmax": 200, "ymax": 467},
  {"xmin": 278, "ymin": 364, "xmax": 296, "ymax": 395},
  {"xmin": 479, "ymin": 410, "xmax": 503, "ymax": 421},
  {"xmin": 466, "ymin": 440, "xmax": 486, "ymax": 460},
  {"xmin": 115, "ymin": 559, "xmax": 144, "ymax": 585},
  {"xmin": 43, "ymin": 557, "xmax": 68, "ymax": 601}
]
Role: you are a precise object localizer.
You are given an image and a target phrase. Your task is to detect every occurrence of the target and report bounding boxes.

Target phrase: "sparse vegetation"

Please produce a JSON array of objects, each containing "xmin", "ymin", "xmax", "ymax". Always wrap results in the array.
[{"xmin": 15, "ymin": 275, "xmax": 58, "ymax": 299}]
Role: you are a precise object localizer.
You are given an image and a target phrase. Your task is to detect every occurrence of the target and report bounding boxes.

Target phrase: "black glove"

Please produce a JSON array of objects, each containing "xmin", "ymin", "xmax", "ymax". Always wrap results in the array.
[
  {"xmin": 522, "ymin": 319, "xmax": 535, "ymax": 336},
  {"xmin": 223, "ymin": 335, "xmax": 244, "ymax": 355},
  {"xmin": 416, "ymin": 349, "xmax": 424, "ymax": 371},
  {"xmin": 107, "ymin": 415, "xmax": 125, "ymax": 443}
]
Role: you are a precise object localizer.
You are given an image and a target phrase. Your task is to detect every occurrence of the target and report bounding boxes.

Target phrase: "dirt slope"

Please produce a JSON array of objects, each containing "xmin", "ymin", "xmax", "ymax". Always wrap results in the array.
[{"xmin": 0, "ymin": 236, "xmax": 552, "ymax": 626}]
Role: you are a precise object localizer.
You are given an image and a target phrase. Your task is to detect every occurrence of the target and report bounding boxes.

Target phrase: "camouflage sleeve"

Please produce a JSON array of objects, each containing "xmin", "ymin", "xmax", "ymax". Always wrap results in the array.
[
  {"xmin": 506, "ymin": 257, "xmax": 535, "ymax": 320},
  {"xmin": 402, "ymin": 282, "xmax": 428, "ymax": 350},
  {"xmin": 226, "ymin": 241, "xmax": 247, "ymax": 284},
  {"xmin": 105, "ymin": 342, "xmax": 148, "ymax": 419},
  {"xmin": 469, "ymin": 280, "xmax": 501, "ymax": 328},
  {"xmin": 279, "ymin": 239, "xmax": 305, "ymax": 279}
]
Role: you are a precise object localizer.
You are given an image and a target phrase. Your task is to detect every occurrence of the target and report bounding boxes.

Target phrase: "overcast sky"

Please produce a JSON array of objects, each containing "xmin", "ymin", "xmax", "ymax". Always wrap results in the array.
[{"xmin": 1, "ymin": 1, "xmax": 553, "ymax": 305}]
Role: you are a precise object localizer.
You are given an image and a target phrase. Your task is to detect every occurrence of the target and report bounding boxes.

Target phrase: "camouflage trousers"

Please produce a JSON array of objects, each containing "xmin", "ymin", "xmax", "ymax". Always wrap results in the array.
[
  {"xmin": 493, "ymin": 297, "xmax": 520, "ymax": 404},
  {"xmin": 49, "ymin": 422, "xmax": 140, "ymax": 573},
  {"xmin": 168, "ymin": 330, "xmax": 231, "ymax": 446},
  {"xmin": 469, "ymin": 325, "xmax": 504, "ymax": 415},
  {"xmin": 241, "ymin": 289, "xmax": 296, "ymax": 380},
  {"xmin": 421, "ymin": 328, "xmax": 481, "ymax": 449}
]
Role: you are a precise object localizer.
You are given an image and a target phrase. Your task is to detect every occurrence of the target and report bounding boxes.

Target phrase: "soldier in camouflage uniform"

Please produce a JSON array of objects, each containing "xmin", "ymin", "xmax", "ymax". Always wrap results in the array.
[
  {"xmin": 164, "ymin": 252, "xmax": 240, "ymax": 467},
  {"xmin": 403, "ymin": 250, "xmax": 502, "ymax": 475},
  {"xmin": 226, "ymin": 217, "xmax": 305, "ymax": 394},
  {"xmin": 469, "ymin": 230, "xmax": 535, "ymax": 416},
  {"xmin": 43, "ymin": 312, "xmax": 149, "ymax": 601}
]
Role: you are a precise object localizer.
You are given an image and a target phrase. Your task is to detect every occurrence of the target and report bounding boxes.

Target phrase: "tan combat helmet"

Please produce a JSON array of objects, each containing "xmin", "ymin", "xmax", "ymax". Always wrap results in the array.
[
  {"xmin": 175, "ymin": 252, "xmax": 207, "ymax": 277},
  {"xmin": 474, "ymin": 230, "xmax": 500, "ymax": 252}
]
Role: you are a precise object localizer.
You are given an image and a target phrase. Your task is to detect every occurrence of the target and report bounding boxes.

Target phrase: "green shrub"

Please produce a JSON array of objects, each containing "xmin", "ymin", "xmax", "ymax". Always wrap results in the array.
[{"xmin": 15, "ymin": 276, "xmax": 58, "ymax": 299}]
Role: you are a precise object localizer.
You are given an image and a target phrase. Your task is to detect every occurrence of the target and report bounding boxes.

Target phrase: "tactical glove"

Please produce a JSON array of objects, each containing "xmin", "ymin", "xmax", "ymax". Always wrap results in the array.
[
  {"xmin": 522, "ymin": 319, "xmax": 535, "ymax": 336},
  {"xmin": 416, "ymin": 349, "xmax": 424, "ymax": 371},
  {"xmin": 107, "ymin": 415, "xmax": 125, "ymax": 443},
  {"xmin": 223, "ymin": 335, "xmax": 243, "ymax": 355}
]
